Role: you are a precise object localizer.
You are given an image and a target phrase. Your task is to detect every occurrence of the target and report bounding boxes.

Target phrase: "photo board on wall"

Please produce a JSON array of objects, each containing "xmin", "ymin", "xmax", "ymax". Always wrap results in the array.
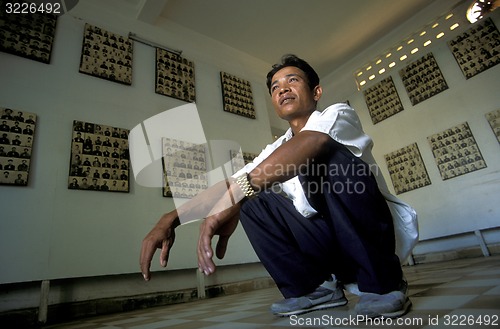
[
  {"xmin": 485, "ymin": 108, "xmax": 500, "ymax": 144},
  {"xmin": 155, "ymin": 48, "xmax": 196, "ymax": 102},
  {"xmin": 448, "ymin": 17, "xmax": 500, "ymax": 80},
  {"xmin": 229, "ymin": 150, "xmax": 258, "ymax": 174},
  {"xmin": 0, "ymin": 10, "xmax": 57, "ymax": 64},
  {"xmin": 221, "ymin": 72, "xmax": 256, "ymax": 119},
  {"xmin": 399, "ymin": 53, "xmax": 448, "ymax": 106},
  {"xmin": 363, "ymin": 76, "xmax": 404, "ymax": 124},
  {"xmin": 384, "ymin": 143, "xmax": 431, "ymax": 194},
  {"xmin": 427, "ymin": 122, "xmax": 486, "ymax": 180},
  {"xmin": 162, "ymin": 137, "xmax": 208, "ymax": 198},
  {"xmin": 79, "ymin": 23, "xmax": 133, "ymax": 85},
  {"xmin": 68, "ymin": 120, "xmax": 130, "ymax": 192},
  {"xmin": 0, "ymin": 107, "xmax": 36, "ymax": 186}
]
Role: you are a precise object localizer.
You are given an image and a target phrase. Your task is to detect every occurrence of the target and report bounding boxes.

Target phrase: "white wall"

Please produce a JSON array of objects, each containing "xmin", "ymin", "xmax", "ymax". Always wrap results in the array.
[
  {"xmin": 320, "ymin": 1, "xmax": 500, "ymax": 249},
  {"xmin": 1, "ymin": 0, "xmax": 500, "ymax": 312},
  {"xmin": 0, "ymin": 1, "xmax": 276, "ymax": 285}
]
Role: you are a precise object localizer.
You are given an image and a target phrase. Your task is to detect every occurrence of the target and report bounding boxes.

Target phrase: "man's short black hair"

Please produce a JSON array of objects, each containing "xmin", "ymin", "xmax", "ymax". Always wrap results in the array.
[{"xmin": 266, "ymin": 54, "xmax": 320, "ymax": 94}]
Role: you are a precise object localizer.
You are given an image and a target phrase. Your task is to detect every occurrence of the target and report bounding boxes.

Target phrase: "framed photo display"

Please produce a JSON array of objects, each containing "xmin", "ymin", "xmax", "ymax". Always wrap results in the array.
[
  {"xmin": 448, "ymin": 17, "xmax": 500, "ymax": 80},
  {"xmin": 155, "ymin": 49, "xmax": 196, "ymax": 102},
  {"xmin": 427, "ymin": 122, "xmax": 486, "ymax": 180},
  {"xmin": 0, "ymin": 107, "xmax": 36, "ymax": 186},
  {"xmin": 68, "ymin": 120, "xmax": 130, "ymax": 192},
  {"xmin": 399, "ymin": 53, "xmax": 448, "ymax": 106},
  {"xmin": 229, "ymin": 149, "xmax": 258, "ymax": 174},
  {"xmin": 79, "ymin": 23, "xmax": 133, "ymax": 85},
  {"xmin": 485, "ymin": 109, "xmax": 500, "ymax": 144},
  {"xmin": 162, "ymin": 137, "xmax": 208, "ymax": 198},
  {"xmin": 384, "ymin": 143, "xmax": 431, "ymax": 195},
  {"xmin": 220, "ymin": 72, "xmax": 256, "ymax": 119},
  {"xmin": 0, "ymin": 10, "xmax": 57, "ymax": 64},
  {"xmin": 363, "ymin": 76, "xmax": 404, "ymax": 124}
]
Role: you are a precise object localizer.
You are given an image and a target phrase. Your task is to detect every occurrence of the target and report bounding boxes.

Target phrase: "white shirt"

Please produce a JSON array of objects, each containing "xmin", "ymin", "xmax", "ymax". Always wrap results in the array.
[{"xmin": 233, "ymin": 103, "xmax": 387, "ymax": 217}]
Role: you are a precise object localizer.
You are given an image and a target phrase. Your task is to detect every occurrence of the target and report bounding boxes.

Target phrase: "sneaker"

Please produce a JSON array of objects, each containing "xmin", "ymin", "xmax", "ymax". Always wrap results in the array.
[
  {"xmin": 354, "ymin": 280, "xmax": 412, "ymax": 319},
  {"xmin": 270, "ymin": 278, "xmax": 348, "ymax": 316}
]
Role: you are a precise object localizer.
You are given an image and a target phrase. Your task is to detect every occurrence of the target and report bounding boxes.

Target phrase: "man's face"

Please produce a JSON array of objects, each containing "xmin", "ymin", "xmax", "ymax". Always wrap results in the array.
[{"xmin": 269, "ymin": 66, "xmax": 320, "ymax": 122}]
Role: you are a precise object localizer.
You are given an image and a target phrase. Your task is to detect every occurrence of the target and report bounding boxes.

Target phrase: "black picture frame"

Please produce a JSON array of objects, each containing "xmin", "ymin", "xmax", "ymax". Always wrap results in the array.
[
  {"xmin": 68, "ymin": 120, "xmax": 130, "ymax": 192},
  {"xmin": 0, "ymin": 10, "xmax": 57, "ymax": 64},
  {"xmin": 384, "ymin": 143, "xmax": 431, "ymax": 195},
  {"xmin": 79, "ymin": 23, "xmax": 133, "ymax": 85},
  {"xmin": 399, "ymin": 53, "xmax": 449, "ymax": 106},
  {"xmin": 427, "ymin": 122, "xmax": 486, "ymax": 180},
  {"xmin": 155, "ymin": 48, "xmax": 196, "ymax": 102},
  {"xmin": 0, "ymin": 107, "xmax": 37, "ymax": 186},
  {"xmin": 448, "ymin": 17, "xmax": 500, "ymax": 80},
  {"xmin": 220, "ymin": 72, "xmax": 256, "ymax": 119}
]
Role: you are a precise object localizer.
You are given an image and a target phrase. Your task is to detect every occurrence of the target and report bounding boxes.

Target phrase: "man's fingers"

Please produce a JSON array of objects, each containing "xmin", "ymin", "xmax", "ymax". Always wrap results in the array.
[
  {"xmin": 197, "ymin": 222, "xmax": 215, "ymax": 275},
  {"xmin": 140, "ymin": 261, "xmax": 151, "ymax": 281},
  {"xmin": 198, "ymin": 237, "xmax": 214, "ymax": 274},
  {"xmin": 139, "ymin": 241, "xmax": 155, "ymax": 281},
  {"xmin": 159, "ymin": 239, "xmax": 171, "ymax": 267},
  {"xmin": 140, "ymin": 228, "xmax": 175, "ymax": 280}
]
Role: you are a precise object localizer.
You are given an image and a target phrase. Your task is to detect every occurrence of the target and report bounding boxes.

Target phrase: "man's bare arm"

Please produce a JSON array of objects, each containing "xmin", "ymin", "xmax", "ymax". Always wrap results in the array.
[{"xmin": 248, "ymin": 130, "xmax": 333, "ymax": 190}]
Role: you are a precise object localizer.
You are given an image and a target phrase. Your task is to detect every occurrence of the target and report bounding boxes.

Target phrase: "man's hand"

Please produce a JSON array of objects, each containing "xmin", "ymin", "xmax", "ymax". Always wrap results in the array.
[
  {"xmin": 139, "ymin": 179, "xmax": 246, "ymax": 280},
  {"xmin": 197, "ymin": 203, "xmax": 240, "ymax": 275},
  {"xmin": 140, "ymin": 215, "xmax": 179, "ymax": 281}
]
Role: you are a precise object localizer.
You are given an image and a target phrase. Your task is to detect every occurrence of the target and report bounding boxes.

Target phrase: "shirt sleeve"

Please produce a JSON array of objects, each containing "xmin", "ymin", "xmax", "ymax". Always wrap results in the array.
[{"xmin": 300, "ymin": 103, "xmax": 373, "ymax": 157}]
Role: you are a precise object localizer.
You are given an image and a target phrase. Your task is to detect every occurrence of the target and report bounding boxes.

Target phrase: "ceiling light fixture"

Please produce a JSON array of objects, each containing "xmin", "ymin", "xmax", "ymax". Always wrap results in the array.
[{"xmin": 466, "ymin": 0, "xmax": 500, "ymax": 23}]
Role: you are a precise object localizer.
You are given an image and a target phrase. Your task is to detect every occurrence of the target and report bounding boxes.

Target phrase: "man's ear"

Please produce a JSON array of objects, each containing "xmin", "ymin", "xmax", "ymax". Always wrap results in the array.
[{"xmin": 313, "ymin": 85, "xmax": 323, "ymax": 101}]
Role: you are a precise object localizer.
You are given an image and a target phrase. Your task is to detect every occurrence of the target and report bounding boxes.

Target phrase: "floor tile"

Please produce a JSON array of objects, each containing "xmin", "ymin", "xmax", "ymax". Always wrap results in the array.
[{"xmin": 43, "ymin": 256, "xmax": 500, "ymax": 329}]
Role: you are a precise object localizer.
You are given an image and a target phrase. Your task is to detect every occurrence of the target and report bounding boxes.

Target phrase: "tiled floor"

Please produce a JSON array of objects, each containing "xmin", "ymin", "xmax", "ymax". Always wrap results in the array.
[{"xmin": 45, "ymin": 256, "xmax": 500, "ymax": 328}]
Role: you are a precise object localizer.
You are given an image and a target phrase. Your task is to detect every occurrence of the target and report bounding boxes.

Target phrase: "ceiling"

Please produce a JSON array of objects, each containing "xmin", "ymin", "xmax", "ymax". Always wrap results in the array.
[
  {"xmin": 123, "ymin": 0, "xmax": 448, "ymax": 77},
  {"xmin": 82, "ymin": 0, "xmax": 481, "ymax": 77}
]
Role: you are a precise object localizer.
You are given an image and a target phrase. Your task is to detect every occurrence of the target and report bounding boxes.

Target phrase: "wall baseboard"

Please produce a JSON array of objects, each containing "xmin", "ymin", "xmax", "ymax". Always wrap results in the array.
[
  {"xmin": 0, "ymin": 277, "xmax": 276, "ymax": 328},
  {"xmin": 411, "ymin": 243, "xmax": 500, "ymax": 264}
]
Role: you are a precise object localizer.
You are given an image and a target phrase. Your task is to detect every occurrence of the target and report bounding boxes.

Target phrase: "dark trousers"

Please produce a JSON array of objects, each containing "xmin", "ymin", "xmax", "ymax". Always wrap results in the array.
[{"xmin": 239, "ymin": 143, "xmax": 402, "ymax": 298}]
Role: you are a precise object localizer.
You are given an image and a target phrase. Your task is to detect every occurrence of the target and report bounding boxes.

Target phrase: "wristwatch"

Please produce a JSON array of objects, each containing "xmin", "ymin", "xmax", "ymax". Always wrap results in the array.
[{"xmin": 234, "ymin": 173, "xmax": 258, "ymax": 198}]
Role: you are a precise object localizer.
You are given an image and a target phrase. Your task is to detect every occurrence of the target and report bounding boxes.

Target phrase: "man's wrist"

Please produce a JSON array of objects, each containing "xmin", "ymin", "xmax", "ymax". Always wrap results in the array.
[{"xmin": 159, "ymin": 212, "xmax": 181, "ymax": 229}]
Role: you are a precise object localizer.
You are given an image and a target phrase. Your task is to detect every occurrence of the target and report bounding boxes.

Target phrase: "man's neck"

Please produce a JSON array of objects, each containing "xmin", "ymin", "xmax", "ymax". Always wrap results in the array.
[{"xmin": 288, "ymin": 111, "xmax": 315, "ymax": 136}]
